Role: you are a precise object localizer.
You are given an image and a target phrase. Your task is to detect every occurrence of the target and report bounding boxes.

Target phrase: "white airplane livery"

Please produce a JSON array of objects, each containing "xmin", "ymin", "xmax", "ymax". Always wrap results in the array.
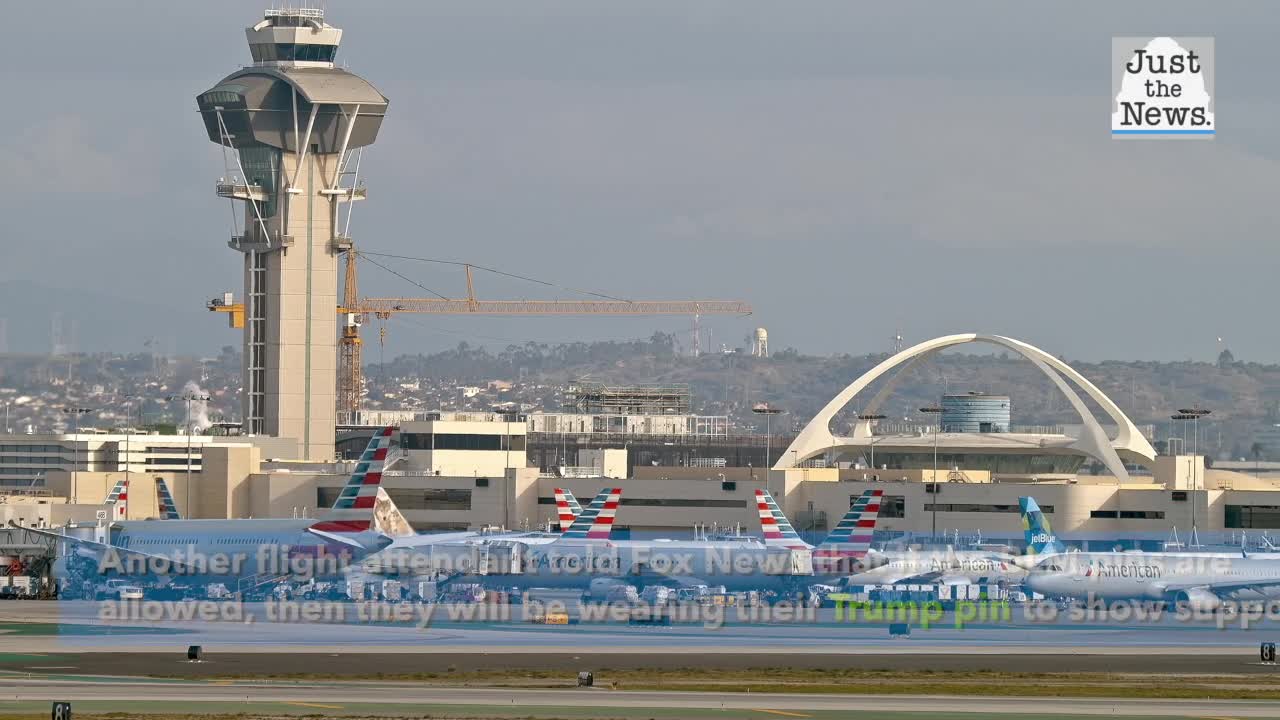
[
  {"xmin": 754, "ymin": 488, "xmax": 1024, "ymax": 585},
  {"xmin": 23, "ymin": 427, "xmax": 399, "ymax": 584}
]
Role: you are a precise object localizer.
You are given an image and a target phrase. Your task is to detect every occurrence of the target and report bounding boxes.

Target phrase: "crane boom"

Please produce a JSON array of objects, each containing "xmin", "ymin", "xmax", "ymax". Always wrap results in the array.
[
  {"xmin": 346, "ymin": 299, "xmax": 752, "ymax": 315},
  {"xmin": 214, "ymin": 254, "xmax": 754, "ymax": 420}
]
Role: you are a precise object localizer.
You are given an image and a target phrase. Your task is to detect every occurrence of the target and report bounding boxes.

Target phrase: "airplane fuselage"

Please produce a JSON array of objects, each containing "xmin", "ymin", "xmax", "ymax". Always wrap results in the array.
[{"xmin": 1026, "ymin": 551, "xmax": 1280, "ymax": 602}]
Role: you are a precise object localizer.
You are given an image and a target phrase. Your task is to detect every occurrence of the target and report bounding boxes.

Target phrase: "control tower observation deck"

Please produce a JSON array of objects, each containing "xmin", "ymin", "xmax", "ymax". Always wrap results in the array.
[{"xmin": 196, "ymin": 8, "xmax": 388, "ymax": 460}]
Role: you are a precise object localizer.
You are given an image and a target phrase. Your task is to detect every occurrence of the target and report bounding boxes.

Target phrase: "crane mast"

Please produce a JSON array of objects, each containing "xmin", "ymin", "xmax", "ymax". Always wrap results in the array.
[{"xmin": 338, "ymin": 250, "xmax": 363, "ymax": 417}]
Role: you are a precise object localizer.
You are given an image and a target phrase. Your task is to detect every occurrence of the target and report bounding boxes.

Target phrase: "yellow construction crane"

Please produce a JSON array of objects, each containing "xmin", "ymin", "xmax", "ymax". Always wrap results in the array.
[{"xmin": 210, "ymin": 251, "xmax": 753, "ymax": 416}]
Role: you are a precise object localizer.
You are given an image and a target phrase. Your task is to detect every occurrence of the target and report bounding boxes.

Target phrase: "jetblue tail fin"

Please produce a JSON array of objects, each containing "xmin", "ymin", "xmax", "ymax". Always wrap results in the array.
[
  {"xmin": 311, "ymin": 426, "xmax": 395, "ymax": 533},
  {"xmin": 154, "ymin": 478, "xmax": 181, "ymax": 520},
  {"xmin": 105, "ymin": 477, "xmax": 129, "ymax": 520},
  {"xmin": 813, "ymin": 489, "xmax": 882, "ymax": 573},
  {"xmin": 754, "ymin": 489, "xmax": 808, "ymax": 549},
  {"xmin": 1020, "ymin": 496, "xmax": 1066, "ymax": 555},
  {"xmin": 559, "ymin": 488, "xmax": 621, "ymax": 541},
  {"xmin": 553, "ymin": 488, "xmax": 584, "ymax": 532}
]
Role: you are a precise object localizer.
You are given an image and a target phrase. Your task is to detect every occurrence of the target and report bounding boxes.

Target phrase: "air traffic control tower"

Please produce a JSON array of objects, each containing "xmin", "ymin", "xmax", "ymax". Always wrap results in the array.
[{"xmin": 197, "ymin": 8, "xmax": 388, "ymax": 460}]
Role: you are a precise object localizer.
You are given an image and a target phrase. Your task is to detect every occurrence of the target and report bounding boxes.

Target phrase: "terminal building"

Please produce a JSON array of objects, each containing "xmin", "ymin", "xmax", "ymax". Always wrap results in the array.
[{"xmin": 9, "ymin": 334, "xmax": 1280, "ymax": 549}]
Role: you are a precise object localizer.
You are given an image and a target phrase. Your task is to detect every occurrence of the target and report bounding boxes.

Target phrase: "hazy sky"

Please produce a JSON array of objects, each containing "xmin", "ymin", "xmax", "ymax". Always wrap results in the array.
[{"xmin": 0, "ymin": 1, "xmax": 1275, "ymax": 362}]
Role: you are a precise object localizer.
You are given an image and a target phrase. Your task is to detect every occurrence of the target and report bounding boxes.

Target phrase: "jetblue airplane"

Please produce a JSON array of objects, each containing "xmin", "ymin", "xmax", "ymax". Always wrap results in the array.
[
  {"xmin": 1018, "ymin": 496, "xmax": 1068, "ymax": 557},
  {"xmin": 25, "ymin": 427, "xmax": 398, "ymax": 586}
]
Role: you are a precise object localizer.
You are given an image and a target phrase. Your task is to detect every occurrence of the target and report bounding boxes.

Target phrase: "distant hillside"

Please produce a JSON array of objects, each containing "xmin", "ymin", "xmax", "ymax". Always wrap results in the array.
[{"xmin": 379, "ymin": 336, "xmax": 1280, "ymax": 460}]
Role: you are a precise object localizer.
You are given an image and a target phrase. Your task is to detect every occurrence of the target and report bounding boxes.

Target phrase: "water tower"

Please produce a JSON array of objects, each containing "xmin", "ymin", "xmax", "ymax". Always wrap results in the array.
[
  {"xmin": 752, "ymin": 327, "xmax": 769, "ymax": 357},
  {"xmin": 196, "ymin": 8, "xmax": 389, "ymax": 459}
]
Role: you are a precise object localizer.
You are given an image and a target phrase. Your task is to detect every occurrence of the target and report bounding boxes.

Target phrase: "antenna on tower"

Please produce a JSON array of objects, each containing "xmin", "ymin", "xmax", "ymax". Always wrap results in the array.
[{"xmin": 891, "ymin": 331, "xmax": 904, "ymax": 353}]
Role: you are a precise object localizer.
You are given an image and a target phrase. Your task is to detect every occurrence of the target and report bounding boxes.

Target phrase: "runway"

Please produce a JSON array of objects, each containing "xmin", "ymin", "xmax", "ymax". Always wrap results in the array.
[
  {"xmin": 7, "ymin": 675, "xmax": 1280, "ymax": 718},
  {"xmin": 1, "ymin": 600, "xmax": 1276, "ymax": 660},
  {"xmin": 2, "ymin": 650, "xmax": 1277, "ymax": 676}
]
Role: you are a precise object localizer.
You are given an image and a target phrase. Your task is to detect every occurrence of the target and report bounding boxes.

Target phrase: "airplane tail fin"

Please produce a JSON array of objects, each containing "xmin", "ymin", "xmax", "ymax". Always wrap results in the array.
[
  {"xmin": 754, "ymin": 489, "xmax": 807, "ymax": 549},
  {"xmin": 559, "ymin": 488, "xmax": 621, "ymax": 541},
  {"xmin": 1020, "ymin": 496, "xmax": 1065, "ymax": 555},
  {"xmin": 154, "ymin": 478, "xmax": 181, "ymax": 520},
  {"xmin": 105, "ymin": 477, "xmax": 129, "ymax": 520},
  {"xmin": 813, "ymin": 489, "xmax": 882, "ymax": 573},
  {"xmin": 311, "ymin": 426, "xmax": 395, "ymax": 533},
  {"xmin": 372, "ymin": 487, "xmax": 416, "ymax": 538},
  {"xmin": 553, "ymin": 488, "xmax": 583, "ymax": 532}
]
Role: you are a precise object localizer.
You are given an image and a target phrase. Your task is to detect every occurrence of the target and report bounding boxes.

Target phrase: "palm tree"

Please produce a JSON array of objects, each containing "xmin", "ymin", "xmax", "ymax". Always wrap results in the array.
[{"xmin": 1251, "ymin": 442, "xmax": 1266, "ymax": 477}]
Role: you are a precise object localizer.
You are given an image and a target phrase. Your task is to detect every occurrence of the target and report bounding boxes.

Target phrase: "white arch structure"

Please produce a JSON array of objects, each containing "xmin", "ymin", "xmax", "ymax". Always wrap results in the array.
[{"xmin": 775, "ymin": 334, "xmax": 1157, "ymax": 482}]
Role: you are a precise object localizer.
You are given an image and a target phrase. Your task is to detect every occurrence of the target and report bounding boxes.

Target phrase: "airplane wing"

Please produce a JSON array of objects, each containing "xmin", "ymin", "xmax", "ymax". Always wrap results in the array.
[{"xmin": 1157, "ymin": 578, "xmax": 1280, "ymax": 596}]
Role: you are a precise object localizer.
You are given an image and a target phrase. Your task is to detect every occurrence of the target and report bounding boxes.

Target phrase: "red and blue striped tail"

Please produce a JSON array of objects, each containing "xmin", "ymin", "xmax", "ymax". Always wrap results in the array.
[
  {"xmin": 755, "ymin": 488, "xmax": 808, "ymax": 549},
  {"xmin": 311, "ymin": 426, "xmax": 395, "ymax": 533},
  {"xmin": 553, "ymin": 487, "xmax": 584, "ymax": 532},
  {"xmin": 559, "ymin": 488, "xmax": 621, "ymax": 541},
  {"xmin": 106, "ymin": 478, "xmax": 128, "ymax": 520},
  {"xmin": 154, "ymin": 478, "xmax": 181, "ymax": 520},
  {"xmin": 812, "ymin": 489, "xmax": 882, "ymax": 574}
]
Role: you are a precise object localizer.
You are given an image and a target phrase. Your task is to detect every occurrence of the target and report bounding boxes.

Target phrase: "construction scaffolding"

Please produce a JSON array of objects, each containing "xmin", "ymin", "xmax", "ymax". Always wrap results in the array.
[{"xmin": 564, "ymin": 381, "xmax": 692, "ymax": 416}]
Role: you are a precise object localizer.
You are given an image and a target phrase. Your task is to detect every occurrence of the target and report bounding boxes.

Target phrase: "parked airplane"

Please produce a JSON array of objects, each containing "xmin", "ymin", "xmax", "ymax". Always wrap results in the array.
[
  {"xmin": 755, "ymin": 489, "xmax": 1023, "ymax": 585},
  {"xmin": 23, "ymin": 427, "xmax": 399, "ymax": 587},
  {"xmin": 1024, "ymin": 549, "xmax": 1280, "ymax": 610},
  {"xmin": 361, "ymin": 488, "xmax": 606, "ymax": 576},
  {"xmin": 1018, "ymin": 494, "xmax": 1280, "ymax": 609},
  {"xmin": 446, "ymin": 488, "xmax": 814, "ymax": 591}
]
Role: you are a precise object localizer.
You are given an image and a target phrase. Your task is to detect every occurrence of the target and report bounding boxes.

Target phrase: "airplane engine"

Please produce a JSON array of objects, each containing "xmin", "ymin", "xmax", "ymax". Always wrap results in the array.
[{"xmin": 1173, "ymin": 587, "xmax": 1221, "ymax": 612}]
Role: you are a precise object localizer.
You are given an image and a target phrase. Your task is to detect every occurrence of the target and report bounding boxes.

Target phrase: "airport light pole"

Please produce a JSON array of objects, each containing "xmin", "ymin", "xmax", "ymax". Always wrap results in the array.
[
  {"xmin": 62, "ymin": 407, "xmax": 94, "ymax": 504},
  {"xmin": 168, "ymin": 393, "xmax": 210, "ymax": 517},
  {"xmin": 1177, "ymin": 408, "xmax": 1211, "ymax": 540},
  {"xmin": 492, "ymin": 405, "xmax": 514, "ymax": 478},
  {"xmin": 753, "ymin": 403, "xmax": 783, "ymax": 497},
  {"xmin": 858, "ymin": 413, "xmax": 887, "ymax": 477},
  {"xmin": 920, "ymin": 406, "xmax": 943, "ymax": 540}
]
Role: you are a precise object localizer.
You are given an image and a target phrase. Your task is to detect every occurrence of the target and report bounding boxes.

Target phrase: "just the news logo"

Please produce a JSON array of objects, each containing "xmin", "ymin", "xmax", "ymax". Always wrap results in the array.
[{"xmin": 1112, "ymin": 37, "xmax": 1214, "ymax": 138}]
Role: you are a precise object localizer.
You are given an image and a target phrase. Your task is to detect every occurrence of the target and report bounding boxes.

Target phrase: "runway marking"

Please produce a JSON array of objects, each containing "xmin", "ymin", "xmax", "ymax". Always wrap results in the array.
[
  {"xmin": 754, "ymin": 710, "xmax": 811, "ymax": 718},
  {"xmin": 284, "ymin": 701, "xmax": 345, "ymax": 710}
]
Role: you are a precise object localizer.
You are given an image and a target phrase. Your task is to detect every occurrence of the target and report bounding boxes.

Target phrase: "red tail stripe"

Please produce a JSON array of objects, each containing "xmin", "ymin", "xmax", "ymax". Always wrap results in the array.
[
  {"xmin": 310, "ymin": 520, "xmax": 371, "ymax": 532},
  {"xmin": 353, "ymin": 496, "xmax": 376, "ymax": 509},
  {"xmin": 361, "ymin": 472, "xmax": 382, "ymax": 485}
]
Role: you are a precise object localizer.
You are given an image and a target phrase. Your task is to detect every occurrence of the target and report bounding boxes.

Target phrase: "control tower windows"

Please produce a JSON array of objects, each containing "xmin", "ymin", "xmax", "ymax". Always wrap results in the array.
[
  {"xmin": 236, "ymin": 146, "xmax": 281, "ymax": 217},
  {"xmin": 250, "ymin": 43, "xmax": 338, "ymax": 63}
]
